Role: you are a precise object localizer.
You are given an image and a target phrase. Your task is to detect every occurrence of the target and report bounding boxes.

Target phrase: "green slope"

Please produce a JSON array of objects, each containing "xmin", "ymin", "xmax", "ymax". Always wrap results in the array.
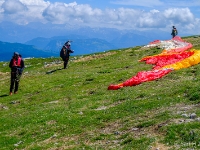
[{"xmin": 0, "ymin": 36, "xmax": 200, "ymax": 150}]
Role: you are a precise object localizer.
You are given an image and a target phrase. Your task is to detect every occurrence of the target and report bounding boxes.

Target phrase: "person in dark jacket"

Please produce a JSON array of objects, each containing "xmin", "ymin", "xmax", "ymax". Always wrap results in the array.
[
  {"xmin": 60, "ymin": 41, "xmax": 74, "ymax": 69},
  {"xmin": 171, "ymin": 26, "xmax": 178, "ymax": 38},
  {"xmin": 9, "ymin": 52, "xmax": 25, "ymax": 95}
]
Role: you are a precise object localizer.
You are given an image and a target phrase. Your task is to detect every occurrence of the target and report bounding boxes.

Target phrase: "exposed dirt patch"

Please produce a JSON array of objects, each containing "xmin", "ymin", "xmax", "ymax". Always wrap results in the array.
[
  {"xmin": 0, "ymin": 72, "xmax": 9, "ymax": 77},
  {"xmin": 48, "ymin": 100, "xmax": 59, "ymax": 104},
  {"xmin": 44, "ymin": 63, "xmax": 62, "ymax": 68},
  {"xmin": 0, "ymin": 72, "xmax": 9, "ymax": 75},
  {"xmin": 95, "ymin": 100, "xmax": 124, "ymax": 111},
  {"xmin": 40, "ymin": 52, "xmax": 117, "ymax": 70},
  {"xmin": 46, "ymin": 120, "xmax": 57, "ymax": 125},
  {"xmin": 0, "ymin": 72, "xmax": 10, "ymax": 81},
  {"xmin": 151, "ymin": 142, "xmax": 171, "ymax": 150},
  {"xmin": 0, "ymin": 104, "xmax": 9, "ymax": 110},
  {"xmin": 74, "ymin": 51, "xmax": 116, "ymax": 62},
  {"xmin": 137, "ymin": 46, "xmax": 153, "ymax": 51}
]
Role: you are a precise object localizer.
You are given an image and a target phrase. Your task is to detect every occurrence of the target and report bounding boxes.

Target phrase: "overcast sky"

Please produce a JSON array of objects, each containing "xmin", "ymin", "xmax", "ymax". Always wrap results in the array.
[{"xmin": 0, "ymin": 0, "xmax": 200, "ymax": 37}]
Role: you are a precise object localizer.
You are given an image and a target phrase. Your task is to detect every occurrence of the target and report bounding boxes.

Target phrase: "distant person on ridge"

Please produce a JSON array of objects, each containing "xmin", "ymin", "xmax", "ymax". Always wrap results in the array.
[
  {"xmin": 9, "ymin": 52, "xmax": 25, "ymax": 95},
  {"xmin": 60, "ymin": 41, "xmax": 74, "ymax": 69},
  {"xmin": 171, "ymin": 26, "xmax": 178, "ymax": 38}
]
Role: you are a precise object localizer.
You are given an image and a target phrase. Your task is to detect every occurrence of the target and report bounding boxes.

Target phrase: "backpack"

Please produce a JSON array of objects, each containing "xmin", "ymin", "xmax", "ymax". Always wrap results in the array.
[
  {"xmin": 60, "ymin": 47, "xmax": 65, "ymax": 58},
  {"xmin": 174, "ymin": 28, "xmax": 178, "ymax": 35}
]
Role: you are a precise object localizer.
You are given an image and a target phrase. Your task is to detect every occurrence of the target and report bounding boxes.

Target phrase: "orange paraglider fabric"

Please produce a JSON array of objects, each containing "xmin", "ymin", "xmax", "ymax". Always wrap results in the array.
[{"xmin": 108, "ymin": 36, "xmax": 200, "ymax": 90}]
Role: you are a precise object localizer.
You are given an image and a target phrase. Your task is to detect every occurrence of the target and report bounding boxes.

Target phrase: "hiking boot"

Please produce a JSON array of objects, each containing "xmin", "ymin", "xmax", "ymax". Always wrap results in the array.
[{"xmin": 9, "ymin": 92, "xmax": 12, "ymax": 96}]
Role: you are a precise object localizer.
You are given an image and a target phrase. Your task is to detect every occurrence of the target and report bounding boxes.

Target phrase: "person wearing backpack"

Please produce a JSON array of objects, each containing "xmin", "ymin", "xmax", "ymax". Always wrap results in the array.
[
  {"xmin": 60, "ymin": 41, "xmax": 74, "ymax": 69},
  {"xmin": 171, "ymin": 26, "xmax": 178, "ymax": 38},
  {"xmin": 9, "ymin": 52, "xmax": 25, "ymax": 95}
]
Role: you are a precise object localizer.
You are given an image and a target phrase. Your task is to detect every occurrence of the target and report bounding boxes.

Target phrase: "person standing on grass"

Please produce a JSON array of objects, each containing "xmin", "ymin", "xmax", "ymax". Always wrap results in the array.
[
  {"xmin": 9, "ymin": 52, "xmax": 25, "ymax": 95},
  {"xmin": 171, "ymin": 26, "xmax": 178, "ymax": 38},
  {"xmin": 60, "ymin": 41, "xmax": 74, "ymax": 69}
]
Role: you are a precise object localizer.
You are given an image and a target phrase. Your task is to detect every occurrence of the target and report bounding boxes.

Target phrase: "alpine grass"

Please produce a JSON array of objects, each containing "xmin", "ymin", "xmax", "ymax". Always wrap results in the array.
[{"xmin": 0, "ymin": 36, "xmax": 200, "ymax": 150}]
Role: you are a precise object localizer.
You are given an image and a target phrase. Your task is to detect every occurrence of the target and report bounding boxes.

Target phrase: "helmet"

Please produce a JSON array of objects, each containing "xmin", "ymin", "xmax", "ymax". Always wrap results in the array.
[
  {"xmin": 66, "ymin": 42, "xmax": 71, "ymax": 46},
  {"xmin": 65, "ymin": 40, "xmax": 71, "ymax": 46}
]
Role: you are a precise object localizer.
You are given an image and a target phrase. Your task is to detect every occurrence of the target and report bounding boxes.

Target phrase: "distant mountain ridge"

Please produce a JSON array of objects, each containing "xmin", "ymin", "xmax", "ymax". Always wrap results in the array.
[
  {"xmin": 25, "ymin": 36, "xmax": 117, "ymax": 55},
  {"xmin": 22, "ymin": 29, "xmax": 172, "ymax": 61},
  {"xmin": 0, "ymin": 41, "xmax": 55, "ymax": 62},
  {"xmin": 0, "ymin": 32, "xmax": 168, "ymax": 62},
  {"xmin": 0, "ymin": 38, "xmax": 117, "ymax": 62},
  {"xmin": 0, "ymin": 22, "xmax": 179, "ymax": 62}
]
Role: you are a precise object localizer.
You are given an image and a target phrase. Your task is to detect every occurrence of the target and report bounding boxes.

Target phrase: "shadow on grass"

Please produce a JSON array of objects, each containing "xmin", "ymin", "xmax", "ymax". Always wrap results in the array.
[
  {"xmin": 46, "ymin": 68, "xmax": 64, "ymax": 74},
  {"xmin": 0, "ymin": 94, "xmax": 9, "ymax": 97}
]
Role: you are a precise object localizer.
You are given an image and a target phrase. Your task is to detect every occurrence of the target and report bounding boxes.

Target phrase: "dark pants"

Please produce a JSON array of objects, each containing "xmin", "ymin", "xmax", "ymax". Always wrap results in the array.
[
  {"xmin": 63, "ymin": 57, "xmax": 69, "ymax": 69},
  {"xmin": 172, "ymin": 34, "xmax": 176, "ymax": 38},
  {"xmin": 10, "ymin": 71, "xmax": 21, "ymax": 93}
]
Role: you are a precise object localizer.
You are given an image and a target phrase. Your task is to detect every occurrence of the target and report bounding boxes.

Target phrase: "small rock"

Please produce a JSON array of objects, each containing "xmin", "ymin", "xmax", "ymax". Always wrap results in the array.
[
  {"xmin": 3, "ymin": 106, "xmax": 9, "ymax": 109},
  {"xmin": 51, "ymin": 134, "xmax": 57, "ymax": 138},
  {"xmin": 10, "ymin": 101, "xmax": 20, "ymax": 104},
  {"xmin": 179, "ymin": 119, "xmax": 185, "ymax": 123},
  {"xmin": 114, "ymin": 131, "xmax": 120, "ymax": 135},
  {"xmin": 79, "ymin": 111, "xmax": 83, "ymax": 115},
  {"xmin": 190, "ymin": 113, "xmax": 197, "ymax": 119},
  {"xmin": 3, "ymin": 63, "xmax": 7, "ymax": 67},
  {"xmin": 132, "ymin": 128, "xmax": 139, "ymax": 131},
  {"xmin": 181, "ymin": 113, "xmax": 188, "ymax": 118},
  {"xmin": 14, "ymin": 141, "xmax": 23, "ymax": 147},
  {"xmin": 195, "ymin": 117, "xmax": 200, "ymax": 121}
]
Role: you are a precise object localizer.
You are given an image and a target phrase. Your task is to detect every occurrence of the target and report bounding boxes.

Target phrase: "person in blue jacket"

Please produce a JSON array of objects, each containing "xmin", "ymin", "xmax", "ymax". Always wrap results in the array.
[{"xmin": 171, "ymin": 26, "xmax": 178, "ymax": 38}]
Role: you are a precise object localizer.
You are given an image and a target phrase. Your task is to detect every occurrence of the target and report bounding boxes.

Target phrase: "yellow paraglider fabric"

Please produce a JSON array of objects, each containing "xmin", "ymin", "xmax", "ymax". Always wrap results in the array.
[{"xmin": 161, "ymin": 50, "xmax": 200, "ymax": 70}]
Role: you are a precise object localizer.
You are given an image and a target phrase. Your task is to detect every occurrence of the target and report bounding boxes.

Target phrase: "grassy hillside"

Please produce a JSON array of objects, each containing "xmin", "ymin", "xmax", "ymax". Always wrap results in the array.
[{"xmin": 1, "ymin": 36, "xmax": 200, "ymax": 150}]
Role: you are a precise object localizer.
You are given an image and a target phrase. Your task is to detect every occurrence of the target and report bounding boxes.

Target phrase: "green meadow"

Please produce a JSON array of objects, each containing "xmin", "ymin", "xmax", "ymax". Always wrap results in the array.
[{"xmin": 1, "ymin": 36, "xmax": 200, "ymax": 150}]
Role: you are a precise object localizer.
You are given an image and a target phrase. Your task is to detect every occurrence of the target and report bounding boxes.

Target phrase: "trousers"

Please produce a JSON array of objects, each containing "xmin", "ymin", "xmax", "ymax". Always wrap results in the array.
[
  {"xmin": 63, "ymin": 57, "xmax": 69, "ymax": 69},
  {"xmin": 10, "ymin": 71, "xmax": 21, "ymax": 92}
]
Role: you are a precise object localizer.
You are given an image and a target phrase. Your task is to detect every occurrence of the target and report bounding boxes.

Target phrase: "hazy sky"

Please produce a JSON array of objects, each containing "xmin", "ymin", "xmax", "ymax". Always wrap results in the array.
[{"xmin": 1, "ymin": 0, "xmax": 200, "ymax": 35}]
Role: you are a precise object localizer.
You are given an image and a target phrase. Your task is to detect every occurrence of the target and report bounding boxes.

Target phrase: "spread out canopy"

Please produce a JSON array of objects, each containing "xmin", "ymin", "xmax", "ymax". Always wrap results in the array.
[
  {"xmin": 141, "ymin": 51, "xmax": 194, "ymax": 70},
  {"xmin": 108, "ymin": 36, "xmax": 200, "ymax": 90}
]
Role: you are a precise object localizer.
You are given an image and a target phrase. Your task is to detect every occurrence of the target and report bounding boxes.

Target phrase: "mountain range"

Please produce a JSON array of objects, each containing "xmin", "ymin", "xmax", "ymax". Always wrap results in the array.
[{"xmin": 0, "ymin": 22, "xmax": 180, "ymax": 62}]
